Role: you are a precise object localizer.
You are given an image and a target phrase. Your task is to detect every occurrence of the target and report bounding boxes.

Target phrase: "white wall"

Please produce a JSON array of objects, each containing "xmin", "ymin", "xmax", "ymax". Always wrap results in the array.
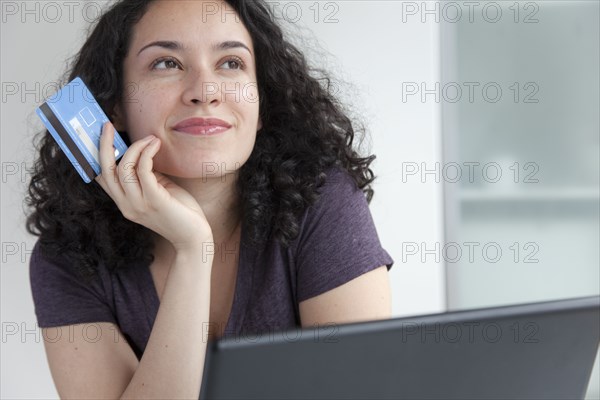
[
  {"xmin": 293, "ymin": 2, "xmax": 445, "ymax": 317},
  {"xmin": 0, "ymin": 1, "xmax": 445, "ymax": 398}
]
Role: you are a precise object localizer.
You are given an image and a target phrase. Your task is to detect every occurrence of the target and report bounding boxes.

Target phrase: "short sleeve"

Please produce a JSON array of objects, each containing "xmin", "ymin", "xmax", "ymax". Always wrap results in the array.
[
  {"xmin": 294, "ymin": 166, "xmax": 394, "ymax": 302},
  {"xmin": 29, "ymin": 240, "xmax": 117, "ymax": 328}
]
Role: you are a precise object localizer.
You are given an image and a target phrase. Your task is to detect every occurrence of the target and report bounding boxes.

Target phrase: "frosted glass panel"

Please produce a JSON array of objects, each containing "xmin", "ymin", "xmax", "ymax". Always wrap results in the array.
[
  {"xmin": 441, "ymin": 1, "xmax": 599, "ymax": 398},
  {"xmin": 443, "ymin": 0, "xmax": 599, "ymax": 306}
]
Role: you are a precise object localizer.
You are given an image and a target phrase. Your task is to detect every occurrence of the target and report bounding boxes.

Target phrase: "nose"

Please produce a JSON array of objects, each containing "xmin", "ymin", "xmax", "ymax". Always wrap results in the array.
[{"xmin": 181, "ymin": 69, "xmax": 221, "ymax": 107}]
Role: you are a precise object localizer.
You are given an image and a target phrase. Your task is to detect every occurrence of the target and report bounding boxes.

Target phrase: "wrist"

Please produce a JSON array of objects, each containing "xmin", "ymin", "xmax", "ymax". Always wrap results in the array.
[
  {"xmin": 171, "ymin": 235, "xmax": 214, "ymax": 258},
  {"xmin": 172, "ymin": 238, "xmax": 215, "ymax": 255},
  {"xmin": 171, "ymin": 246, "xmax": 214, "ymax": 273}
]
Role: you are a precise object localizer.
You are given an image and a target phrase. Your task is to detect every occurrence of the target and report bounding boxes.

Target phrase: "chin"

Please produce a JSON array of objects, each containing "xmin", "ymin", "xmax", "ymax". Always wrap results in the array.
[{"xmin": 158, "ymin": 163, "xmax": 242, "ymax": 181}]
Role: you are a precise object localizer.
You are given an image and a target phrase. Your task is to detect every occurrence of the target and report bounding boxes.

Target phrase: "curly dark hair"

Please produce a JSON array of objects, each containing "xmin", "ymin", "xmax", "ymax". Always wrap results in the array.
[{"xmin": 25, "ymin": 0, "xmax": 378, "ymax": 281}]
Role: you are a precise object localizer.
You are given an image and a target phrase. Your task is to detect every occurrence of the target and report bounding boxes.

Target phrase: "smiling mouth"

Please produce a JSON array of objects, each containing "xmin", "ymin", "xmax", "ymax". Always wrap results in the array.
[
  {"xmin": 173, "ymin": 117, "xmax": 232, "ymax": 136},
  {"xmin": 174, "ymin": 125, "xmax": 231, "ymax": 135}
]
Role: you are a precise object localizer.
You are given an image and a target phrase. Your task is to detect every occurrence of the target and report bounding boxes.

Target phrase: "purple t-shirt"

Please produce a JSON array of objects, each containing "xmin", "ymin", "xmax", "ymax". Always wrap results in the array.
[{"xmin": 29, "ymin": 166, "xmax": 394, "ymax": 360}]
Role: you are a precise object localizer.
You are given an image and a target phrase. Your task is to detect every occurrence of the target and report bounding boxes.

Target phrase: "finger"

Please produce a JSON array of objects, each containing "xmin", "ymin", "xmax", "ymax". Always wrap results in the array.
[
  {"xmin": 117, "ymin": 134, "xmax": 156, "ymax": 198},
  {"xmin": 94, "ymin": 173, "xmax": 109, "ymax": 193},
  {"xmin": 137, "ymin": 137, "xmax": 162, "ymax": 200},
  {"xmin": 97, "ymin": 122, "xmax": 125, "ymax": 199}
]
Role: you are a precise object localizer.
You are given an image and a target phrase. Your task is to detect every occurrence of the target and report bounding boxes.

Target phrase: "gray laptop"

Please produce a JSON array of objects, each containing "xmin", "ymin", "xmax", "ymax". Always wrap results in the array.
[{"xmin": 200, "ymin": 295, "xmax": 600, "ymax": 399}]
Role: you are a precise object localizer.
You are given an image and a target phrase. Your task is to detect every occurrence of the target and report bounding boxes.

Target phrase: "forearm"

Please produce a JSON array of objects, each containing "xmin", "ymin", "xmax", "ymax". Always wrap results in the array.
[{"xmin": 120, "ymin": 248, "xmax": 213, "ymax": 400}]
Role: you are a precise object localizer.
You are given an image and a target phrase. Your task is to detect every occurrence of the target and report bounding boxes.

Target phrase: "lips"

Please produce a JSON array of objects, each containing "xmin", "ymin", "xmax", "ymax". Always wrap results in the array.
[{"xmin": 173, "ymin": 117, "xmax": 232, "ymax": 136}]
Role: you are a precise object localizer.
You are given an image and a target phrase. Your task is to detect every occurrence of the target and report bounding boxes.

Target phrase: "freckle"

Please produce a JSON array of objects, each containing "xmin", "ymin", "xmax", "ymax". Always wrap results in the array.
[
  {"xmin": 74, "ymin": 347, "xmax": 78, "ymax": 350},
  {"xmin": 165, "ymin": 344, "xmax": 168, "ymax": 348},
  {"xmin": 142, "ymin": 383, "xmax": 145, "ymax": 386}
]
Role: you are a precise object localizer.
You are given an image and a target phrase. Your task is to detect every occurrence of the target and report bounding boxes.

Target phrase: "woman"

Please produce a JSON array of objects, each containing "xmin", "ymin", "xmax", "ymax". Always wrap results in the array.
[{"xmin": 26, "ymin": 0, "xmax": 394, "ymax": 398}]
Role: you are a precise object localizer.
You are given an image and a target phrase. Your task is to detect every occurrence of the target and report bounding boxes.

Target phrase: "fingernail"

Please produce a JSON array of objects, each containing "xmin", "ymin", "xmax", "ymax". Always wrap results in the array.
[{"xmin": 103, "ymin": 122, "xmax": 113, "ymax": 133}]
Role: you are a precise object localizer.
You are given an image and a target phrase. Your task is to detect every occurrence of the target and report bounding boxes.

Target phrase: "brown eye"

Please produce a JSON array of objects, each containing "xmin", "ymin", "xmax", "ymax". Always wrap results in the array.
[
  {"xmin": 220, "ymin": 56, "xmax": 245, "ymax": 70},
  {"xmin": 152, "ymin": 57, "xmax": 182, "ymax": 70}
]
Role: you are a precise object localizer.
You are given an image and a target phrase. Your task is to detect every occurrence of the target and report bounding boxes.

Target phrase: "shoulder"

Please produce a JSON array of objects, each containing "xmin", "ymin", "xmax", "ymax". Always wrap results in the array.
[
  {"xmin": 306, "ymin": 165, "xmax": 366, "ymax": 218},
  {"xmin": 289, "ymin": 166, "xmax": 394, "ymax": 302},
  {"xmin": 292, "ymin": 164, "xmax": 378, "ymax": 256},
  {"xmin": 29, "ymin": 239, "xmax": 70, "ymax": 285},
  {"xmin": 318, "ymin": 165, "xmax": 362, "ymax": 198},
  {"xmin": 30, "ymin": 239, "xmax": 101, "ymax": 284},
  {"xmin": 302, "ymin": 164, "xmax": 374, "ymax": 228},
  {"xmin": 29, "ymin": 239, "xmax": 116, "ymax": 328}
]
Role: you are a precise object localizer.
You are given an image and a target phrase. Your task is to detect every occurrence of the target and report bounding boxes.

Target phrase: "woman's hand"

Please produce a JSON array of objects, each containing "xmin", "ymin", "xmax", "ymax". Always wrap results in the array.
[{"xmin": 95, "ymin": 122, "xmax": 213, "ymax": 252}]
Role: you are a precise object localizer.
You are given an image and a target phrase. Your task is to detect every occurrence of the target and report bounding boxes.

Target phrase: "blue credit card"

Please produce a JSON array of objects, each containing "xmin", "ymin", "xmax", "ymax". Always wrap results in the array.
[{"xmin": 35, "ymin": 77, "xmax": 128, "ymax": 183}]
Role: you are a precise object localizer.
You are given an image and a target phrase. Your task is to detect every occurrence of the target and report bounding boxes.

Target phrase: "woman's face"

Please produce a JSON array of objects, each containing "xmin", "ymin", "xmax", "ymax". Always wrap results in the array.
[{"xmin": 115, "ymin": 0, "xmax": 261, "ymax": 179}]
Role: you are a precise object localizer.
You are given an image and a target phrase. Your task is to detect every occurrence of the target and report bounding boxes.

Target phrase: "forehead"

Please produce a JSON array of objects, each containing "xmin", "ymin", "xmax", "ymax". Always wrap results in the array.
[{"xmin": 131, "ymin": 0, "xmax": 253, "ymax": 51}]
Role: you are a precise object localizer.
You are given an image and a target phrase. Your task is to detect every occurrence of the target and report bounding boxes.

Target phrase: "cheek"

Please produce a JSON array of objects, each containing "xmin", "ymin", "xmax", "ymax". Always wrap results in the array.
[
  {"xmin": 123, "ymin": 87, "xmax": 165, "ymax": 141},
  {"xmin": 243, "ymin": 83, "xmax": 260, "ymax": 105},
  {"xmin": 240, "ymin": 91, "xmax": 260, "ymax": 125}
]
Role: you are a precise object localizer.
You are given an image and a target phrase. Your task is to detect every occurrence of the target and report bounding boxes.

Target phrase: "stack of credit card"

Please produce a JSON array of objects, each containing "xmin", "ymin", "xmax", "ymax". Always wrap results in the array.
[{"xmin": 36, "ymin": 77, "xmax": 129, "ymax": 183}]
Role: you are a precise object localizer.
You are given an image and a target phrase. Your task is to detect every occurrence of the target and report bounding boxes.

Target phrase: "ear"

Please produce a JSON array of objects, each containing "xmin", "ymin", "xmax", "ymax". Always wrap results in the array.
[
  {"xmin": 110, "ymin": 102, "xmax": 126, "ymax": 131},
  {"xmin": 257, "ymin": 117, "xmax": 263, "ymax": 133}
]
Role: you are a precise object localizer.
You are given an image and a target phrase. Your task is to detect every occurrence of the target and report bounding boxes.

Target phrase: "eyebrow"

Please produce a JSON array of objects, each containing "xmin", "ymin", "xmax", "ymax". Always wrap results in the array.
[{"xmin": 136, "ymin": 40, "xmax": 252, "ymax": 56}]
